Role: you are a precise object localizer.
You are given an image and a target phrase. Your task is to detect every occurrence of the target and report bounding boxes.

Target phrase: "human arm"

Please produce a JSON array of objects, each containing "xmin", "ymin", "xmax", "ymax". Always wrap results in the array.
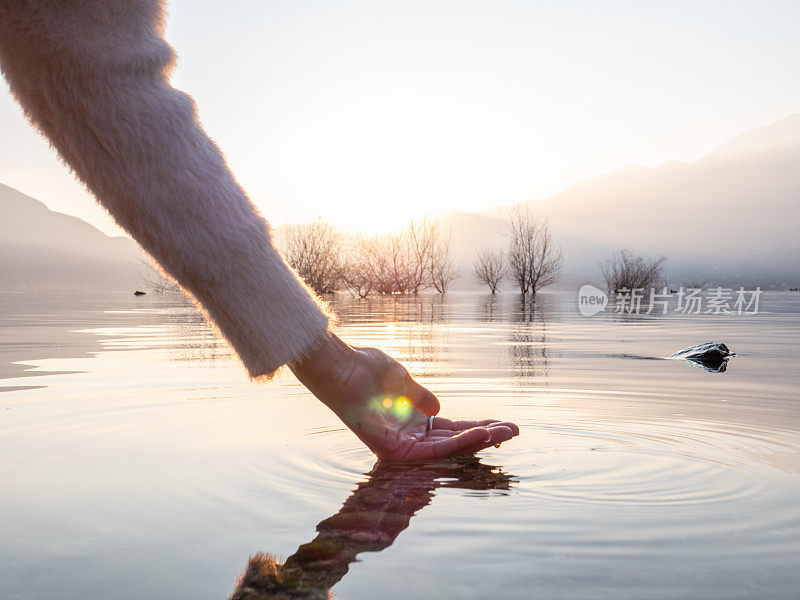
[
  {"xmin": 0, "ymin": 1, "xmax": 518, "ymax": 459},
  {"xmin": 0, "ymin": 0, "xmax": 328, "ymax": 378}
]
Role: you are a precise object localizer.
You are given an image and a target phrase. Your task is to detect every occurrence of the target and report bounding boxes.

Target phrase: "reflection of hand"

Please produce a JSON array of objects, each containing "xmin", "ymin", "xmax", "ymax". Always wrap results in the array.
[
  {"xmin": 230, "ymin": 458, "xmax": 515, "ymax": 600},
  {"xmin": 291, "ymin": 332, "xmax": 519, "ymax": 461}
]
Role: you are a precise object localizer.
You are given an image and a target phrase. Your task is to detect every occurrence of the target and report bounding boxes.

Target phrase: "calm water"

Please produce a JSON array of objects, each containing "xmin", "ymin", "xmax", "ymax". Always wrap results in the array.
[{"xmin": 1, "ymin": 290, "xmax": 799, "ymax": 599}]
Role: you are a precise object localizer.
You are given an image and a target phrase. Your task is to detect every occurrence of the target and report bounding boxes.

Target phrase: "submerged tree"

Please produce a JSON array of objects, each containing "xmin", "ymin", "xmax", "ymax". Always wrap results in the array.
[
  {"xmin": 138, "ymin": 255, "xmax": 182, "ymax": 294},
  {"xmin": 473, "ymin": 247, "xmax": 505, "ymax": 293},
  {"xmin": 283, "ymin": 216, "xmax": 458, "ymax": 297},
  {"xmin": 505, "ymin": 206, "xmax": 563, "ymax": 294},
  {"xmin": 429, "ymin": 229, "xmax": 458, "ymax": 293},
  {"xmin": 601, "ymin": 248, "xmax": 666, "ymax": 293},
  {"xmin": 379, "ymin": 232, "xmax": 415, "ymax": 294},
  {"xmin": 338, "ymin": 232, "xmax": 413, "ymax": 295},
  {"xmin": 407, "ymin": 219, "xmax": 438, "ymax": 294},
  {"xmin": 281, "ymin": 218, "xmax": 342, "ymax": 294},
  {"xmin": 338, "ymin": 219, "xmax": 457, "ymax": 297},
  {"xmin": 338, "ymin": 235, "xmax": 377, "ymax": 298}
]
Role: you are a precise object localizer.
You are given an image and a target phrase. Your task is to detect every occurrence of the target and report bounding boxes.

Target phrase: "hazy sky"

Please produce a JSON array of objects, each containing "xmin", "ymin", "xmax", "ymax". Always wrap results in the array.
[{"xmin": 1, "ymin": 0, "xmax": 799, "ymax": 235}]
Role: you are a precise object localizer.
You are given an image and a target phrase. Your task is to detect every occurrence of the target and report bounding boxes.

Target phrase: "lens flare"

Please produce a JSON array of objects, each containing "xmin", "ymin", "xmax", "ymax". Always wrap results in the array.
[
  {"xmin": 392, "ymin": 396, "xmax": 412, "ymax": 418},
  {"xmin": 371, "ymin": 395, "xmax": 413, "ymax": 420}
]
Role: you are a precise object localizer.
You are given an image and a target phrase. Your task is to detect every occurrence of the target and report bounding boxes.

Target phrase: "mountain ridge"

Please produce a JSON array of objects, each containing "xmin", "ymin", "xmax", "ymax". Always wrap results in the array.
[
  {"xmin": 0, "ymin": 183, "xmax": 146, "ymax": 290},
  {"xmin": 457, "ymin": 113, "xmax": 799, "ymax": 288},
  {"xmin": 3, "ymin": 112, "xmax": 798, "ymax": 290}
]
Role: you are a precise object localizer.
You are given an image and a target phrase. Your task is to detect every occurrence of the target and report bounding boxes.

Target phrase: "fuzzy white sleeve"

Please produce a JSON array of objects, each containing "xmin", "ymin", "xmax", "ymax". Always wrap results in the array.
[{"xmin": 0, "ymin": 0, "xmax": 331, "ymax": 378}]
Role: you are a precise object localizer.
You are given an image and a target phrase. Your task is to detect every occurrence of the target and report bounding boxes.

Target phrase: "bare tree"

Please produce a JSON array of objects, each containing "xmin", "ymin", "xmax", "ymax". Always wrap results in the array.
[
  {"xmin": 473, "ymin": 247, "xmax": 504, "ymax": 293},
  {"xmin": 380, "ymin": 232, "xmax": 415, "ymax": 293},
  {"xmin": 138, "ymin": 255, "xmax": 182, "ymax": 294},
  {"xmin": 505, "ymin": 206, "xmax": 563, "ymax": 294},
  {"xmin": 429, "ymin": 229, "xmax": 458, "ymax": 293},
  {"xmin": 601, "ymin": 248, "xmax": 666, "ymax": 293},
  {"xmin": 336, "ymin": 217, "xmax": 457, "ymax": 296},
  {"xmin": 281, "ymin": 219, "xmax": 342, "ymax": 294},
  {"xmin": 340, "ymin": 232, "xmax": 413, "ymax": 295},
  {"xmin": 407, "ymin": 219, "xmax": 438, "ymax": 294},
  {"xmin": 338, "ymin": 234, "xmax": 376, "ymax": 298}
]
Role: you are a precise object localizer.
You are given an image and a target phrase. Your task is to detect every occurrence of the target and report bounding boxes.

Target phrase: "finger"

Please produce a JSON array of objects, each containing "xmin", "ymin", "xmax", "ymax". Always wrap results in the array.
[
  {"xmin": 462, "ymin": 425, "xmax": 515, "ymax": 454},
  {"xmin": 430, "ymin": 417, "xmax": 497, "ymax": 430},
  {"xmin": 426, "ymin": 429, "xmax": 458, "ymax": 438},
  {"xmin": 435, "ymin": 418, "xmax": 519, "ymax": 437},
  {"xmin": 404, "ymin": 427, "xmax": 490, "ymax": 460},
  {"xmin": 487, "ymin": 421, "xmax": 520, "ymax": 437},
  {"xmin": 405, "ymin": 375, "xmax": 440, "ymax": 417}
]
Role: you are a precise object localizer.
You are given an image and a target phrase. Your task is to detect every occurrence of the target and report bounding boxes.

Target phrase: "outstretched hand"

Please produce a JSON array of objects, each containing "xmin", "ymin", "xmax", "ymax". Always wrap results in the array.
[{"xmin": 290, "ymin": 332, "xmax": 519, "ymax": 461}]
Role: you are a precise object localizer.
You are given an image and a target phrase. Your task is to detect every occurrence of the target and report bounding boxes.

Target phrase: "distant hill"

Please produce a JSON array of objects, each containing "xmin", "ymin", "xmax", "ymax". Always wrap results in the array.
[
  {"xmin": 464, "ymin": 113, "xmax": 800, "ymax": 289},
  {"xmin": 0, "ymin": 184, "xmax": 146, "ymax": 290},
  {"xmin": 3, "ymin": 114, "xmax": 798, "ymax": 291}
]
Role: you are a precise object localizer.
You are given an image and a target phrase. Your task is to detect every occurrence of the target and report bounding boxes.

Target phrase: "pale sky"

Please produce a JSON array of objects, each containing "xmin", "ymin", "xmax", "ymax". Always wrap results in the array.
[{"xmin": 1, "ymin": 0, "xmax": 799, "ymax": 235}]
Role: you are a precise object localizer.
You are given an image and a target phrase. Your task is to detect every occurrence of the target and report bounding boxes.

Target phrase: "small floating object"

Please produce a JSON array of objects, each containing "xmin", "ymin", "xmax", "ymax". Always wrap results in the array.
[
  {"xmin": 668, "ymin": 342, "xmax": 734, "ymax": 373},
  {"xmin": 133, "ymin": 290, "xmax": 146, "ymax": 296}
]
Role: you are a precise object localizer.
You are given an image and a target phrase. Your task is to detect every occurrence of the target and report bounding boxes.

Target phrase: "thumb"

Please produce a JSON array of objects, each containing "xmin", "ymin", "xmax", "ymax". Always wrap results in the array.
[{"xmin": 405, "ymin": 374, "xmax": 440, "ymax": 417}]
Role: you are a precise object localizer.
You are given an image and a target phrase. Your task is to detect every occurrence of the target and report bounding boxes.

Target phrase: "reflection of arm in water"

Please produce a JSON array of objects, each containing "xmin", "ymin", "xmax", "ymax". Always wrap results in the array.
[
  {"xmin": 0, "ymin": 1, "xmax": 518, "ymax": 458},
  {"xmin": 230, "ymin": 459, "xmax": 515, "ymax": 600}
]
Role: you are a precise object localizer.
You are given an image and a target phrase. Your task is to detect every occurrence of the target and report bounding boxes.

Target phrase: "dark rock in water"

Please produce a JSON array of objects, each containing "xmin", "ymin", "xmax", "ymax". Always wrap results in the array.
[
  {"xmin": 133, "ymin": 290, "xmax": 146, "ymax": 296},
  {"xmin": 668, "ymin": 342, "xmax": 734, "ymax": 373}
]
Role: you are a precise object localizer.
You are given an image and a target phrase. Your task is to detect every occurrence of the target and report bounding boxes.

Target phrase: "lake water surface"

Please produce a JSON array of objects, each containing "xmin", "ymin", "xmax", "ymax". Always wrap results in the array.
[{"xmin": 1, "ymin": 291, "xmax": 799, "ymax": 599}]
